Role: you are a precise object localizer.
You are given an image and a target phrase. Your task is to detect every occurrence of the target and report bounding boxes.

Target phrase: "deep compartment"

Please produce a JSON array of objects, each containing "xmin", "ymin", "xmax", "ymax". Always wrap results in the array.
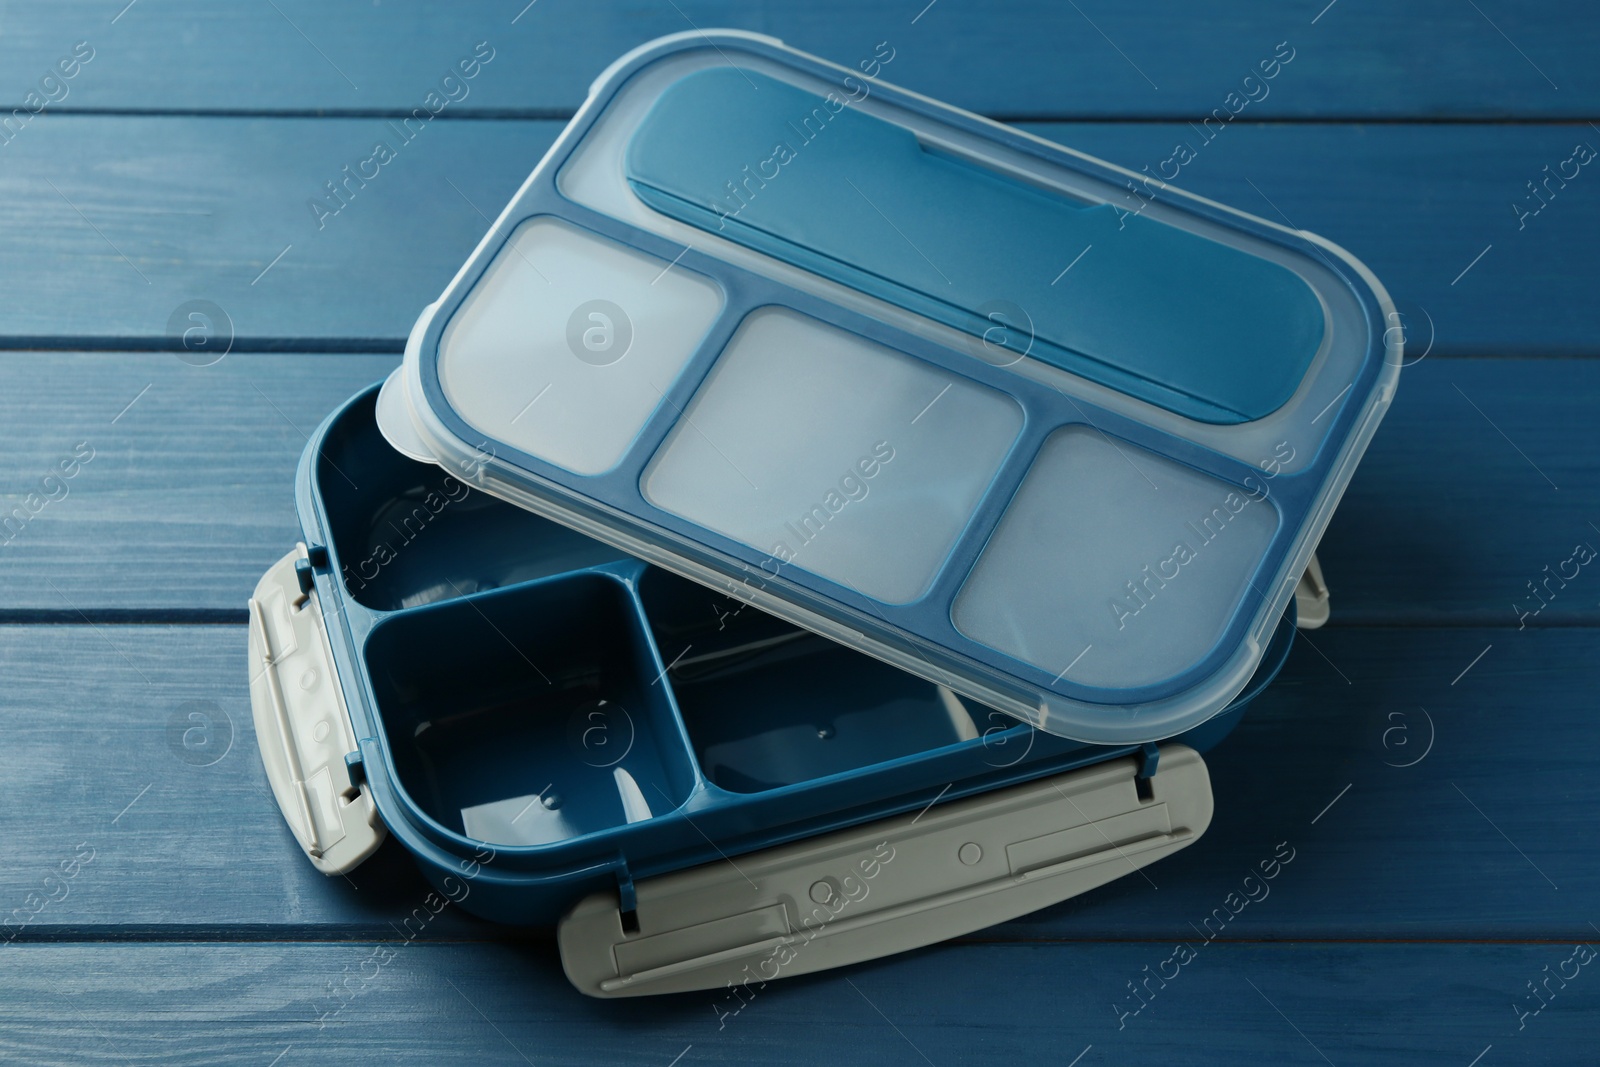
[
  {"xmin": 363, "ymin": 572, "xmax": 697, "ymax": 846},
  {"xmin": 636, "ymin": 567, "xmax": 1016, "ymax": 792},
  {"xmin": 315, "ymin": 390, "xmax": 625, "ymax": 611}
]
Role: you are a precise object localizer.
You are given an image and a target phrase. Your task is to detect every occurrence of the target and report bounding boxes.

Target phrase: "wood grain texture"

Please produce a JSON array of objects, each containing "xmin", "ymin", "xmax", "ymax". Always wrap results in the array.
[
  {"xmin": 1318, "ymin": 358, "xmax": 1600, "ymax": 625},
  {"xmin": 3, "ymin": 353, "xmax": 1595, "ymax": 621},
  {"xmin": 0, "ymin": 3, "xmax": 1595, "ymax": 1060},
  {"xmin": 0, "ymin": 623, "xmax": 1593, "ymax": 941},
  {"xmin": 0, "ymin": 941, "xmax": 1595, "ymax": 1066},
  {"xmin": 2, "ymin": 1, "xmax": 1595, "ymax": 119},
  {"xmin": 0, "ymin": 116, "xmax": 553, "ymax": 347},
  {"xmin": 0, "ymin": 352, "xmax": 397, "ymax": 616},
  {"xmin": 2, "ymin": 117, "xmax": 1595, "ymax": 352}
]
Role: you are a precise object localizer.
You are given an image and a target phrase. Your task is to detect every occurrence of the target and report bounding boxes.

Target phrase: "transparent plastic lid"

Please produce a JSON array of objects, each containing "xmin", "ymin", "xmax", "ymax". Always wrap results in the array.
[{"xmin": 383, "ymin": 31, "xmax": 1401, "ymax": 744}]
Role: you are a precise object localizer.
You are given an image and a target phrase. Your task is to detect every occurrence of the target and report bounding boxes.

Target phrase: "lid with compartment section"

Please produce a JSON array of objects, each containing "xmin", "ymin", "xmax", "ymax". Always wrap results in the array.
[{"xmin": 379, "ymin": 30, "xmax": 1401, "ymax": 744}]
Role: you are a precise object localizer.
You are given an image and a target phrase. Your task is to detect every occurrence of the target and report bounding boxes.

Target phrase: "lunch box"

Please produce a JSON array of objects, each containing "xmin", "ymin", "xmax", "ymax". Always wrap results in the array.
[{"xmin": 248, "ymin": 31, "xmax": 1399, "ymax": 998}]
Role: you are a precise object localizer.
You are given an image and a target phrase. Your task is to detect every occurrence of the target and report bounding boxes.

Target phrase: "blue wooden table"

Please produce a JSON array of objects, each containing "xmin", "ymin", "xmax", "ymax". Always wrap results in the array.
[{"xmin": 1, "ymin": 2, "xmax": 1596, "ymax": 1063}]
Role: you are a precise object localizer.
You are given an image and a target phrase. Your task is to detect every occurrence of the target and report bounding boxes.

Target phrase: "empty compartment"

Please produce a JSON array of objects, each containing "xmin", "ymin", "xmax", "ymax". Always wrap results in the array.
[
  {"xmin": 641, "ymin": 307, "xmax": 1022, "ymax": 604},
  {"xmin": 316, "ymin": 389, "xmax": 627, "ymax": 611},
  {"xmin": 637, "ymin": 567, "xmax": 1001, "ymax": 792},
  {"xmin": 364, "ymin": 573, "xmax": 696, "ymax": 846}
]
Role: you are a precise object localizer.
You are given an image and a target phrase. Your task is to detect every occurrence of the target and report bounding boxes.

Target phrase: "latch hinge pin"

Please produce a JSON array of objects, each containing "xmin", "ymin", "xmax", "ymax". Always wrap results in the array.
[
  {"xmin": 1136, "ymin": 742, "xmax": 1160, "ymax": 781},
  {"xmin": 616, "ymin": 863, "xmax": 639, "ymax": 932}
]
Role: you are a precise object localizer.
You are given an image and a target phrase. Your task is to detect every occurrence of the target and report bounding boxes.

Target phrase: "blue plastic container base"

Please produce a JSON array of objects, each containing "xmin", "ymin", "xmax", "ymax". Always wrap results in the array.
[{"xmin": 299, "ymin": 385, "xmax": 1295, "ymax": 925}]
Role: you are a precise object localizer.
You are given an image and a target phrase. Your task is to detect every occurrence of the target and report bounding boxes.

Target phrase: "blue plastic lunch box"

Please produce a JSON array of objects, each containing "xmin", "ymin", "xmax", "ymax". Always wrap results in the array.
[{"xmin": 249, "ymin": 31, "xmax": 1398, "ymax": 998}]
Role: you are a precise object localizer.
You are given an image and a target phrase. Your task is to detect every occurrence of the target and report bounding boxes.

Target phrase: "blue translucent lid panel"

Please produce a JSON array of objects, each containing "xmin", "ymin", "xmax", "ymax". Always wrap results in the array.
[
  {"xmin": 625, "ymin": 68, "xmax": 1323, "ymax": 425},
  {"xmin": 397, "ymin": 33, "xmax": 1400, "ymax": 743}
]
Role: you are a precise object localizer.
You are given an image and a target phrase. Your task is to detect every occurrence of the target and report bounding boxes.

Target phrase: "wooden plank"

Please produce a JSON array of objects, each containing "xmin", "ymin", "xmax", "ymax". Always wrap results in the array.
[
  {"xmin": 1319, "ymin": 361, "xmax": 1600, "ymax": 626},
  {"xmin": 3, "ymin": 1, "xmax": 1596, "ymax": 119},
  {"xmin": 1042, "ymin": 621, "xmax": 1600, "ymax": 941},
  {"xmin": 0, "ymin": 352, "xmax": 397, "ymax": 616},
  {"xmin": 0, "ymin": 620, "xmax": 479, "ymax": 938},
  {"xmin": 1, "ymin": 117, "xmax": 1595, "ymax": 353},
  {"xmin": 0, "ymin": 117, "xmax": 555, "ymax": 348},
  {"xmin": 0, "ymin": 941, "xmax": 1594, "ymax": 1065},
  {"xmin": 1, "ymin": 623, "xmax": 1594, "ymax": 940},
  {"xmin": 3, "ymin": 353, "xmax": 1594, "ymax": 621},
  {"xmin": 0, "ymin": 3, "xmax": 1587, "ymax": 1057}
]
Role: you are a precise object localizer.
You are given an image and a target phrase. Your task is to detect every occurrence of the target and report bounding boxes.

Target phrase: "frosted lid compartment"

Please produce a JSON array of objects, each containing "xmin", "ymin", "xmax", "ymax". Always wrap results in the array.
[{"xmin": 388, "ymin": 31, "xmax": 1401, "ymax": 744}]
